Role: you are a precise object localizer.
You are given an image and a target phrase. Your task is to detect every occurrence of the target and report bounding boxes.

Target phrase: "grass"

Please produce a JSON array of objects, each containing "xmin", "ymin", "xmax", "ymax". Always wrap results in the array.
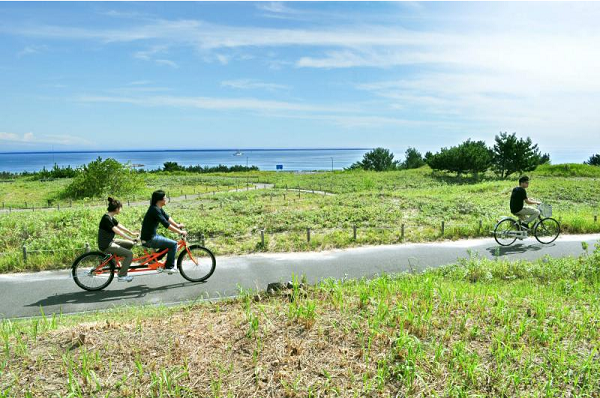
[
  {"xmin": 1, "ymin": 244, "xmax": 600, "ymax": 396},
  {"xmin": 1, "ymin": 166, "xmax": 600, "ymax": 273}
]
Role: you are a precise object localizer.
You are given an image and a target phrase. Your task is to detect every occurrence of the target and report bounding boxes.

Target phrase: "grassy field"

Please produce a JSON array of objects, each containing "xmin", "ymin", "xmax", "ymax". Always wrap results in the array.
[
  {"xmin": 1, "ymin": 164, "xmax": 599, "ymax": 273},
  {"xmin": 1, "ymin": 245, "xmax": 599, "ymax": 397}
]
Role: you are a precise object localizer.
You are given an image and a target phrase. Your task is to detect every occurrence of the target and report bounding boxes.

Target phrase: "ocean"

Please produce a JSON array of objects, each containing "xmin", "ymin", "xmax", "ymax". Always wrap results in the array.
[{"xmin": 0, "ymin": 148, "xmax": 371, "ymax": 173}]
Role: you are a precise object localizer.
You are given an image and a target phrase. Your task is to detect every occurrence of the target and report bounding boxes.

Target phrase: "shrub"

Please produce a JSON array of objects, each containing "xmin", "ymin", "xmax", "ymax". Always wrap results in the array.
[
  {"xmin": 349, "ymin": 148, "xmax": 398, "ymax": 171},
  {"xmin": 585, "ymin": 154, "xmax": 600, "ymax": 166},
  {"xmin": 427, "ymin": 139, "xmax": 492, "ymax": 176},
  {"xmin": 400, "ymin": 147, "xmax": 425, "ymax": 170},
  {"xmin": 63, "ymin": 157, "xmax": 143, "ymax": 199}
]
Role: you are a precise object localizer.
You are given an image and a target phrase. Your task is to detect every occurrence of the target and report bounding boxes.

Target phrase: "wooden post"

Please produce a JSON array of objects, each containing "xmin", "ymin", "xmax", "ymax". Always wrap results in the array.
[
  {"xmin": 401, "ymin": 224, "xmax": 405, "ymax": 240},
  {"xmin": 32, "ymin": 205, "xmax": 35, "ymax": 212},
  {"xmin": 70, "ymin": 200, "xmax": 72, "ymax": 207},
  {"xmin": 353, "ymin": 225, "xmax": 357, "ymax": 240},
  {"xmin": 127, "ymin": 199, "xmax": 130, "ymax": 206},
  {"xmin": 307, "ymin": 228, "xmax": 311, "ymax": 243},
  {"xmin": 201, "ymin": 234, "xmax": 205, "ymax": 246},
  {"xmin": 478, "ymin": 220, "xmax": 483, "ymax": 234},
  {"xmin": 25, "ymin": 201, "xmax": 27, "ymax": 209},
  {"xmin": 85, "ymin": 243, "xmax": 90, "ymax": 253},
  {"xmin": 298, "ymin": 186, "xmax": 300, "ymax": 198},
  {"xmin": 57, "ymin": 203, "xmax": 60, "ymax": 211},
  {"xmin": 185, "ymin": 194, "xmax": 187, "ymax": 199},
  {"xmin": 595, "ymin": 215, "xmax": 598, "ymax": 223},
  {"xmin": 22, "ymin": 245, "xmax": 27, "ymax": 264},
  {"xmin": 9, "ymin": 207, "xmax": 11, "ymax": 213},
  {"xmin": 283, "ymin": 194, "xmax": 286, "ymax": 201},
  {"xmin": 261, "ymin": 230, "xmax": 265, "ymax": 247},
  {"xmin": 441, "ymin": 221, "xmax": 445, "ymax": 236},
  {"xmin": 2, "ymin": 202, "xmax": 4, "ymax": 210},
  {"xmin": 47, "ymin": 200, "xmax": 51, "ymax": 208}
]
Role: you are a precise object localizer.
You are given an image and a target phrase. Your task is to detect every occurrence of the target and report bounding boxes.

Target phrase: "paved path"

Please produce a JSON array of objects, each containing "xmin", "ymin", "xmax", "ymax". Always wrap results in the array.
[{"xmin": 1, "ymin": 234, "xmax": 599, "ymax": 319}]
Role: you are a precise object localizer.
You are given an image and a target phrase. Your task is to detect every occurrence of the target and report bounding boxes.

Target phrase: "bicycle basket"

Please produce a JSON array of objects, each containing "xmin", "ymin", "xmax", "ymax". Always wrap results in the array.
[{"xmin": 539, "ymin": 203, "xmax": 552, "ymax": 218}]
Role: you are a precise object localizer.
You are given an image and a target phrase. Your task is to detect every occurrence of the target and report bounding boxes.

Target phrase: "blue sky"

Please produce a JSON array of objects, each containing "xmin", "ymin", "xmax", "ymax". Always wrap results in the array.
[{"xmin": 1, "ymin": 2, "xmax": 599, "ymax": 162}]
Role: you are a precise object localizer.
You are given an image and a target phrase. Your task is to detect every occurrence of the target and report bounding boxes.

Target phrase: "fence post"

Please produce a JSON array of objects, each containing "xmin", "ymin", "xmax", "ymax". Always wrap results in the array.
[
  {"xmin": 307, "ymin": 228, "xmax": 311, "ymax": 243},
  {"xmin": 128, "ymin": 200, "xmax": 130, "ymax": 206},
  {"xmin": 283, "ymin": 194, "xmax": 286, "ymax": 201},
  {"xmin": 22, "ymin": 245, "xmax": 27, "ymax": 264},
  {"xmin": 185, "ymin": 194, "xmax": 187, "ymax": 199},
  {"xmin": 479, "ymin": 220, "xmax": 483, "ymax": 234},
  {"xmin": 9, "ymin": 207, "xmax": 11, "ymax": 213},
  {"xmin": 2, "ymin": 202, "xmax": 4, "ymax": 210},
  {"xmin": 401, "ymin": 224, "xmax": 405, "ymax": 240},
  {"xmin": 25, "ymin": 201, "xmax": 27, "ymax": 209},
  {"xmin": 261, "ymin": 230, "xmax": 265, "ymax": 247},
  {"xmin": 298, "ymin": 186, "xmax": 300, "ymax": 198},
  {"xmin": 57, "ymin": 203, "xmax": 60, "ymax": 211},
  {"xmin": 201, "ymin": 234, "xmax": 205, "ymax": 246},
  {"xmin": 595, "ymin": 215, "xmax": 598, "ymax": 223},
  {"xmin": 32, "ymin": 205, "xmax": 35, "ymax": 212},
  {"xmin": 441, "ymin": 221, "xmax": 445, "ymax": 236},
  {"xmin": 70, "ymin": 200, "xmax": 72, "ymax": 207},
  {"xmin": 47, "ymin": 199, "xmax": 51, "ymax": 208},
  {"xmin": 85, "ymin": 243, "xmax": 90, "ymax": 253},
  {"xmin": 353, "ymin": 225, "xmax": 357, "ymax": 240}
]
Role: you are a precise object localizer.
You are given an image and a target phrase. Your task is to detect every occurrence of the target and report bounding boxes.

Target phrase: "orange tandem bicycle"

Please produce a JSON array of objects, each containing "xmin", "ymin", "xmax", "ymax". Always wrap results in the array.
[{"xmin": 71, "ymin": 235, "xmax": 216, "ymax": 291}]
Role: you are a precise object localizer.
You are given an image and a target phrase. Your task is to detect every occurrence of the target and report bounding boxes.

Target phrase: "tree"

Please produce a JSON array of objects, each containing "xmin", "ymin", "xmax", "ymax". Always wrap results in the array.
[
  {"xmin": 401, "ymin": 147, "xmax": 425, "ymax": 169},
  {"xmin": 427, "ymin": 139, "xmax": 492, "ymax": 176},
  {"xmin": 350, "ymin": 147, "xmax": 398, "ymax": 171},
  {"xmin": 585, "ymin": 154, "xmax": 600, "ymax": 166},
  {"xmin": 63, "ymin": 157, "xmax": 143, "ymax": 199},
  {"xmin": 492, "ymin": 132, "xmax": 542, "ymax": 179},
  {"xmin": 163, "ymin": 161, "xmax": 184, "ymax": 172}
]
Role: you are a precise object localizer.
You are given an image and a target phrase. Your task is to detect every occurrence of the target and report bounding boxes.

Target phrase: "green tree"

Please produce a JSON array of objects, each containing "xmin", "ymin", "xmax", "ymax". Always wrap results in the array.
[
  {"xmin": 427, "ymin": 139, "xmax": 492, "ymax": 176},
  {"xmin": 163, "ymin": 161, "xmax": 184, "ymax": 172},
  {"xmin": 585, "ymin": 154, "xmax": 600, "ymax": 166},
  {"xmin": 350, "ymin": 147, "xmax": 398, "ymax": 171},
  {"xmin": 401, "ymin": 147, "xmax": 425, "ymax": 169},
  {"xmin": 63, "ymin": 157, "xmax": 143, "ymax": 199},
  {"xmin": 492, "ymin": 132, "xmax": 542, "ymax": 179}
]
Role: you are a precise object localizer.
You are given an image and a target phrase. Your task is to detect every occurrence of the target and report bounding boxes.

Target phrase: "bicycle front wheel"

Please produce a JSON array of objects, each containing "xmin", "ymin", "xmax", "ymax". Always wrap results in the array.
[
  {"xmin": 494, "ymin": 218, "xmax": 519, "ymax": 246},
  {"xmin": 534, "ymin": 218, "xmax": 560, "ymax": 244},
  {"xmin": 177, "ymin": 245, "xmax": 216, "ymax": 282},
  {"xmin": 72, "ymin": 252, "xmax": 115, "ymax": 291}
]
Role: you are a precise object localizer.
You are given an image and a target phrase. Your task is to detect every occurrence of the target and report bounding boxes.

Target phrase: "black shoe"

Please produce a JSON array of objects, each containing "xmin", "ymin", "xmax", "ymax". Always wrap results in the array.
[{"xmin": 520, "ymin": 222, "xmax": 529, "ymax": 230}]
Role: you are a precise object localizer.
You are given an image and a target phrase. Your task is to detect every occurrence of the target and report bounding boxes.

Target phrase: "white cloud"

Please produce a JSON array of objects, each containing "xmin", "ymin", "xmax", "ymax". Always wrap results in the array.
[
  {"xmin": 155, "ymin": 59, "xmax": 178, "ymax": 68},
  {"xmin": 76, "ymin": 94, "xmax": 351, "ymax": 113},
  {"xmin": 17, "ymin": 45, "xmax": 48, "ymax": 57},
  {"xmin": 0, "ymin": 132, "xmax": 93, "ymax": 146},
  {"xmin": 221, "ymin": 79, "xmax": 290, "ymax": 91}
]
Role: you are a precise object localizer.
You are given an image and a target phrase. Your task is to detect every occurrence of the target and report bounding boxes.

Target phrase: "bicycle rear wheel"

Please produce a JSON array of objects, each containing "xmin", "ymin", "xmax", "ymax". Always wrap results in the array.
[
  {"xmin": 534, "ymin": 218, "xmax": 560, "ymax": 244},
  {"xmin": 72, "ymin": 252, "xmax": 115, "ymax": 291},
  {"xmin": 177, "ymin": 245, "xmax": 216, "ymax": 282},
  {"xmin": 494, "ymin": 218, "xmax": 519, "ymax": 246}
]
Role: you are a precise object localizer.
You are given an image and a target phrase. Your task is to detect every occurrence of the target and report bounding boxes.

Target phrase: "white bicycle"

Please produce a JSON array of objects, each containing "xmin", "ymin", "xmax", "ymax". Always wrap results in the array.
[{"xmin": 493, "ymin": 203, "xmax": 561, "ymax": 246}]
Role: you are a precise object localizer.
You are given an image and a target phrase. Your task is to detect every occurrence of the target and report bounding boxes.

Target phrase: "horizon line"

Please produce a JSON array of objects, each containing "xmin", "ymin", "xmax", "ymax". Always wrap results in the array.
[{"xmin": 0, "ymin": 147, "xmax": 372, "ymax": 156}]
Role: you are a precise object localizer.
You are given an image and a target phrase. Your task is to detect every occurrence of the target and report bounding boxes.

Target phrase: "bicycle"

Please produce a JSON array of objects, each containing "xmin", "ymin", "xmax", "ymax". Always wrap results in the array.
[
  {"xmin": 493, "ymin": 203, "xmax": 561, "ymax": 246},
  {"xmin": 71, "ymin": 235, "xmax": 216, "ymax": 291}
]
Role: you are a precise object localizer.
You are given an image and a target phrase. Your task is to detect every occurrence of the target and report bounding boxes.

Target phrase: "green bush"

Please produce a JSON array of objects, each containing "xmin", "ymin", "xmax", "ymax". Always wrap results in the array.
[
  {"xmin": 349, "ymin": 148, "xmax": 399, "ymax": 171},
  {"xmin": 62, "ymin": 157, "xmax": 143, "ymax": 199},
  {"xmin": 427, "ymin": 139, "xmax": 492, "ymax": 176}
]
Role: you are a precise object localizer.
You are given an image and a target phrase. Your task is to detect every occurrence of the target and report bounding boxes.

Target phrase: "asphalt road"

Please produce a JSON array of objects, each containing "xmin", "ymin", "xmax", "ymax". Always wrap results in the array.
[{"xmin": 1, "ymin": 233, "xmax": 599, "ymax": 319}]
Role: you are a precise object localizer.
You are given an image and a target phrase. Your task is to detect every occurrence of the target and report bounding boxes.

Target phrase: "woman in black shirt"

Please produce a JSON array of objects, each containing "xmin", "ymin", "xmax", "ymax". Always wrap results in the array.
[{"xmin": 98, "ymin": 197, "xmax": 139, "ymax": 282}]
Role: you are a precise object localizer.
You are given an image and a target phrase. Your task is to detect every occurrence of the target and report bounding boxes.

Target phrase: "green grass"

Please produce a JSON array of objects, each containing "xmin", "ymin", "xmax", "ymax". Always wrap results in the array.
[
  {"xmin": 1, "ymin": 167, "xmax": 600, "ymax": 273},
  {"xmin": 1, "ymin": 244, "xmax": 599, "ymax": 396}
]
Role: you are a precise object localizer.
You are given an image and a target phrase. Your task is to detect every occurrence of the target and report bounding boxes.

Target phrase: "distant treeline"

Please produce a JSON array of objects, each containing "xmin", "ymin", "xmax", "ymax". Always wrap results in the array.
[
  {"xmin": 152, "ymin": 162, "xmax": 259, "ymax": 173},
  {"xmin": 0, "ymin": 161, "xmax": 259, "ymax": 180}
]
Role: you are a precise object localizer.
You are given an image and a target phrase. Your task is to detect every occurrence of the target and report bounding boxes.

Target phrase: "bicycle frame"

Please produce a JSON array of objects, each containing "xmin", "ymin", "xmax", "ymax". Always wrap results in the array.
[{"xmin": 94, "ymin": 238, "xmax": 199, "ymax": 275}]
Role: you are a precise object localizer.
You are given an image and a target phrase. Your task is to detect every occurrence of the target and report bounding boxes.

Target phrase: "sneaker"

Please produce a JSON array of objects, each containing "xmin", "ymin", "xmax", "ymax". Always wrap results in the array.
[
  {"xmin": 117, "ymin": 275, "xmax": 133, "ymax": 282},
  {"xmin": 157, "ymin": 266, "xmax": 178, "ymax": 275}
]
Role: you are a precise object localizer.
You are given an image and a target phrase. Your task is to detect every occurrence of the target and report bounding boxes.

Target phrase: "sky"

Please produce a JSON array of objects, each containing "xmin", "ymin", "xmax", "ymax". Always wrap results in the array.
[{"xmin": 1, "ymin": 1, "xmax": 599, "ymax": 163}]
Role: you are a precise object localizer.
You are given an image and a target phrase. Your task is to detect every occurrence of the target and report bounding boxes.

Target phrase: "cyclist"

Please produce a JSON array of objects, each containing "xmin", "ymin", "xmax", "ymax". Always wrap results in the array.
[
  {"xmin": 98, "ymin": 197, "xmax": 139, "ymax": 282},
  {"xmin": 510, "ymin": 175, "xmax": 541, "ymax": 230},
  {"xmin": 140, "ymin": 190, "xmax": 187, "ymax": 274}
]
